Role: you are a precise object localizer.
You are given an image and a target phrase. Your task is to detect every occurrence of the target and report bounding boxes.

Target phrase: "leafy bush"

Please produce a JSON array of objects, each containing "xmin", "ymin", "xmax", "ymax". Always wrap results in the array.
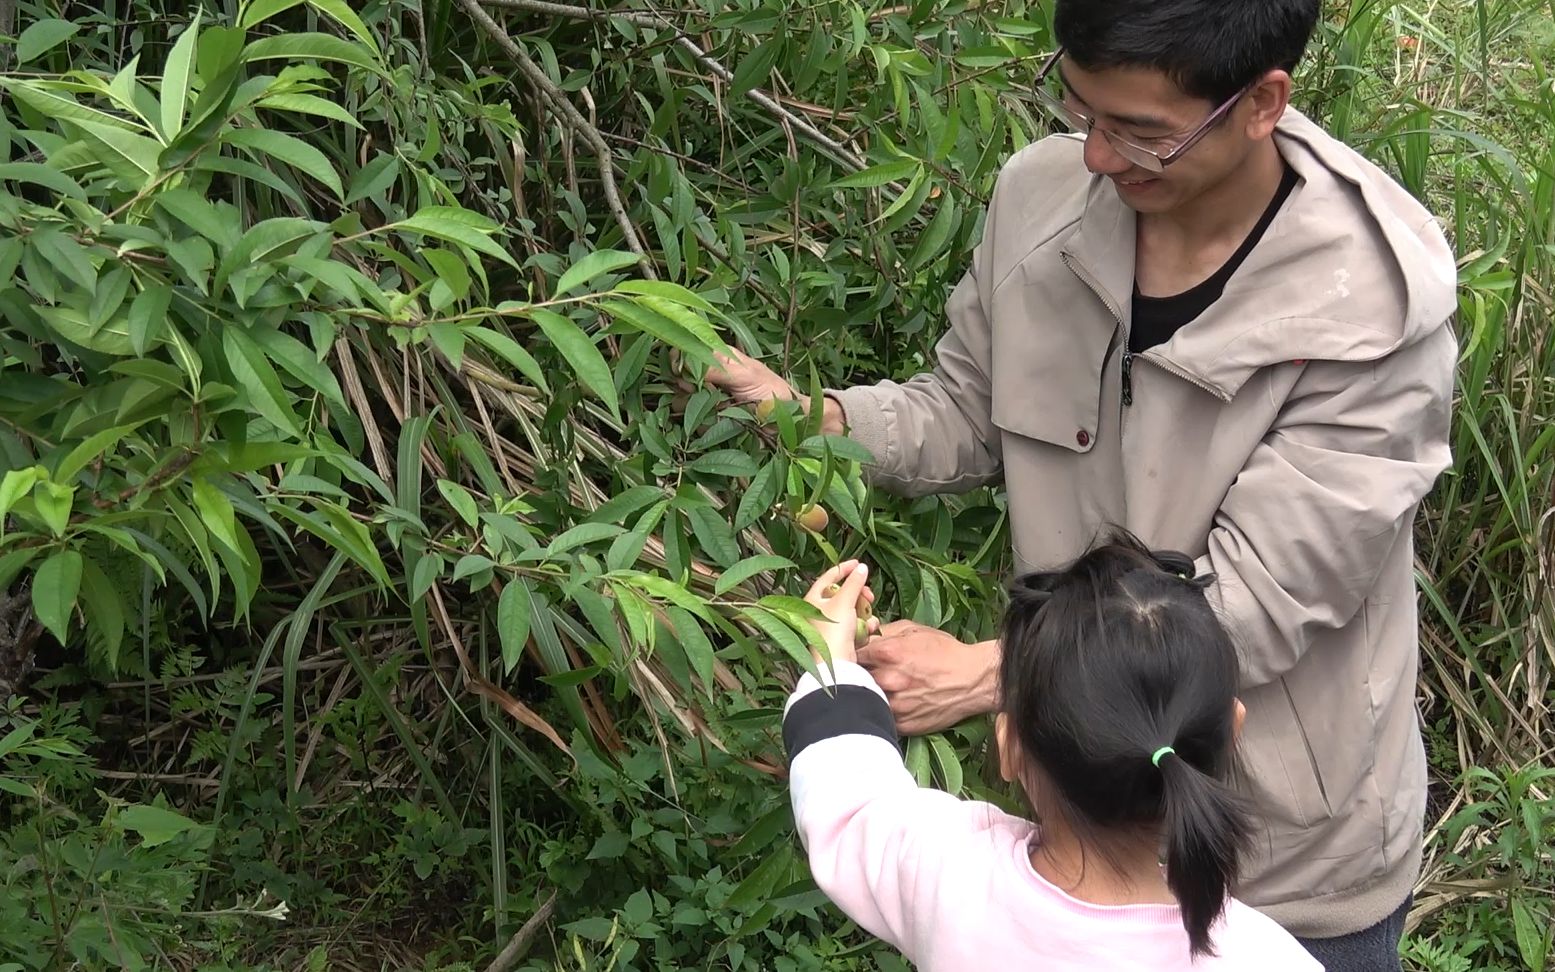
[{"xmin": 0, "ymin": 0, "xmax": 1549, "ymax": 968}]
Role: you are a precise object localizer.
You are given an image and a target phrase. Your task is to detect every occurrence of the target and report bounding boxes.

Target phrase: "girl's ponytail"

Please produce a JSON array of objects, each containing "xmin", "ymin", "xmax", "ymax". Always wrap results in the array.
[{"xmin": 1157, "ymin": 750, "xmax": 1252, "ymax": 957}]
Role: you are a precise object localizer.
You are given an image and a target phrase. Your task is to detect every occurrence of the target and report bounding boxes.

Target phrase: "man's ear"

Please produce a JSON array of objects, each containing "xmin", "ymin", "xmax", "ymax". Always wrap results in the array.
[
  {"xmin": 995, "ymin": 713, "xmax": 1021, "ymax": 783},
  {"xmin": 1242, "ymin": 69, "xmax": 1292, "ymax": 140},
  {"xmin": 1232, "ymin": 698, "xmax": 1247, "ymax": 742}
]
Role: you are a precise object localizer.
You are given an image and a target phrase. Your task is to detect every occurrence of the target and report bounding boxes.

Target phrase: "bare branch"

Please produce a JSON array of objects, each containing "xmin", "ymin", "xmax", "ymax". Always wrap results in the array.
[
  {"xmin": 455, "ymin": 0, "xmax": 658, "ymax": 277},
  {"xmin": 483, "ymin": 890, "xmax": 559, "ymax": 972}
]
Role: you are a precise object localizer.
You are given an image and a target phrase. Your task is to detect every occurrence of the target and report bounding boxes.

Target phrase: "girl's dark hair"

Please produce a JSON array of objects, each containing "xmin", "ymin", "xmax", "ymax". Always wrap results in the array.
[
  {"xmin": 1054, "ymin": 0, "xmax": 1321, "ymax": 104},
  {"xmin": 998, "ymin": 529, "xmax": 1250, "ymax": 957}
]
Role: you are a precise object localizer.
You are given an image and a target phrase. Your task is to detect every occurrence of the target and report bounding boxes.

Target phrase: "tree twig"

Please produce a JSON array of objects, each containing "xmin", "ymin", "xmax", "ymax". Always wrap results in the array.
[
  {"xmin": 480, "ymin": 0, "xmax": 867, "ymax": 172},
  {"xmin": 455, "ymin": 0, "xmax": 658, "ymax": 277},
  {"xmin": 483, "ymin": 889, "xmax": 559, "ymax": 972}
]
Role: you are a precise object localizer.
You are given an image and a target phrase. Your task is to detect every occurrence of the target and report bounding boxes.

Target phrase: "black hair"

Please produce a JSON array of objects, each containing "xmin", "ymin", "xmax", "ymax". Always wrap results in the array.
[
  {"xmin": 998, "ymin": 529, "xmax": 1250, "ymax": 958},
  {"xmin": 1053, "ymin": 0, "xmax": 1321, "ymax": 103}
]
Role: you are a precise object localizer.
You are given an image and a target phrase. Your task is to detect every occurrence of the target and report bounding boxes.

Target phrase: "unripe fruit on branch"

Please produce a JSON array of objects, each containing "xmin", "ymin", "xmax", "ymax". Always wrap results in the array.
[
  {"xmin": 754, "ymin": 399, "xmax": 777, "ymax": 423},
  {"xmin": 854, "ymin": 619, "xmax": 870, "ymax": 647},
  {"xmin": 795, "ymin": 505, "xmax": 829, "ymax": 532}
]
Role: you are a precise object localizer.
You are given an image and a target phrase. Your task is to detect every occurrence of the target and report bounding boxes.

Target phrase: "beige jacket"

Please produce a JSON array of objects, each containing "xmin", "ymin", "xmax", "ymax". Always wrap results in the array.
[{"xmin": 832, "ymin": 110, "xmax": 1458, "ymax": 937}]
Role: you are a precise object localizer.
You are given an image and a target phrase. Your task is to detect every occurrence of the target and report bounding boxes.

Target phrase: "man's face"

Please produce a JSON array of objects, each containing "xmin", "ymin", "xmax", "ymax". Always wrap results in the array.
[{"xmin": 1057, "ymin": 60, "xmax": 1256, "ymax": 215}]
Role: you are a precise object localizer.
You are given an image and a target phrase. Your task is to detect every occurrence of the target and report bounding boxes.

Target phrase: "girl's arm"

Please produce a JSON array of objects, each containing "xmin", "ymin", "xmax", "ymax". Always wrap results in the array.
[{"xmin": 783, "ymin": 658, "xmax": 980, "ymax": 953}]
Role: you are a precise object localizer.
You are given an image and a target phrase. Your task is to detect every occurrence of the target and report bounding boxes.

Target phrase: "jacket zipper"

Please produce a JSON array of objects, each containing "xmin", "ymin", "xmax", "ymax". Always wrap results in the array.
[
  {"xmin": 1138, "ymin": 350, "xmax": 1232, "ymax": 403},
  {"xmin": 1121, "ymin": 351, "xmax": 1134, "ymax": 407}
]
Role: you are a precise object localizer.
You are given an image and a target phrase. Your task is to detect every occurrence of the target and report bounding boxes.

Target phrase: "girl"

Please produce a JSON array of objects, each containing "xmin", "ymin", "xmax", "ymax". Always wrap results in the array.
[{"xmin": 783, "ymin": 534, "xmax": 1320, "ymax": 969}]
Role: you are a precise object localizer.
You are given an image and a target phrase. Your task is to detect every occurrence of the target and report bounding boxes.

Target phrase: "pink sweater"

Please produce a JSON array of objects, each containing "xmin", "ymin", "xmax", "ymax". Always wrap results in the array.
[{"xmin": 782, "ymin": 661, "xmax": 1322, "ymax": 971}]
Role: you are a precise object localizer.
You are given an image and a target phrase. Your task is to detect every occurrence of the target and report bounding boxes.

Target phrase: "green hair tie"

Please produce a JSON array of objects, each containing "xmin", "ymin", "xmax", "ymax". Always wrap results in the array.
[{"xmin": 1150, "ymin": 746, "xmax": 1176, "ymax": 768}]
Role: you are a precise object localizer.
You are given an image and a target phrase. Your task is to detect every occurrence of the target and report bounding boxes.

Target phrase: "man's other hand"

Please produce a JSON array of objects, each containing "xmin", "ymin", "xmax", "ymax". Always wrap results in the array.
[{"xmin": 855, "ymin": 622, "xmax": 1000, "ymax": 736}]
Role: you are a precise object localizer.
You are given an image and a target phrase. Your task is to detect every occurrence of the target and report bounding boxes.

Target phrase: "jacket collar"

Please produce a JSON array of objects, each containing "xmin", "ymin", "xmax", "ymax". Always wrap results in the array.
[{"xmin": 1058, "ymin": 109, "xmax": 1457, "ymax": 401}]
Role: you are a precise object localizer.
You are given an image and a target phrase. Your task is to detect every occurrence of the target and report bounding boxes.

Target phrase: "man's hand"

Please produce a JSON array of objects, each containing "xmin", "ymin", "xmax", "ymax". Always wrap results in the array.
[
  {"xmin": 855, "ymin": 622, "xmax": 999, "ymax": 735},
  {"xmin": 705, "ymin": 347, "xmax": 848, "ymax": 436},
  {"xmin": 705, "ymin": 347, "xmax": 795, "ymax": 405}
]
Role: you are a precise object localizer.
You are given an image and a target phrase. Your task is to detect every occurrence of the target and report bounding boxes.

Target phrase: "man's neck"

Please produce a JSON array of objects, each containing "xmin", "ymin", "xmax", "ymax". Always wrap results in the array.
[
  {"xmin": 1028, "ymin": 816, "xmax": 1174, "ymax": 906},
  {"xmin": 1142, "ymin": 140, "xmax": 1287, "ymax": 248}
]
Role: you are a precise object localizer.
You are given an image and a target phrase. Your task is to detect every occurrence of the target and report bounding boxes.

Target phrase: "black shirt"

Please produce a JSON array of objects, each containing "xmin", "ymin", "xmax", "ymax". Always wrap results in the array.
[{"xmin": 1129, "ymin": 164, "xmax": 1300, "ymax": 355}]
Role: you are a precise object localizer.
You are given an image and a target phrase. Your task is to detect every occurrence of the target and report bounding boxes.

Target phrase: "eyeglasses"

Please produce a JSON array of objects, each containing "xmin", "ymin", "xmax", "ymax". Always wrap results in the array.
[{"xmin": 1032, "ymin": 48, "xmax": 1248, "ymax": 172}]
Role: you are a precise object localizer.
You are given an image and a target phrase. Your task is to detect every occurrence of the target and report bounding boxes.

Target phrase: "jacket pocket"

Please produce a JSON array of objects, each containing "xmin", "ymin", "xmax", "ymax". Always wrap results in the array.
[
  {"xmin": 987, "ymin": 267, "xmax": 1115, "ymax": 454},
  {"xmin": 1241, "ymin": 678, "xmax": 1333, "ymax": 831}
]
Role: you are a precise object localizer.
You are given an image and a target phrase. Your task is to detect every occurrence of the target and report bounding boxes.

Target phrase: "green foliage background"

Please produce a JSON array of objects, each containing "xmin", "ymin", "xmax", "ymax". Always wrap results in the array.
[{"xmin": 0, "ymin": 0, "xmax": 1550, "ymax": 969}]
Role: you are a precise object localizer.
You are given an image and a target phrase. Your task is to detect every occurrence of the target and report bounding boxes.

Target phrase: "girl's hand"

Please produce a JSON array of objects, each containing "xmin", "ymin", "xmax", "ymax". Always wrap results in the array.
[{"xmin": 803, "ymin": 560, "xmax": 878, "ymax": 665}]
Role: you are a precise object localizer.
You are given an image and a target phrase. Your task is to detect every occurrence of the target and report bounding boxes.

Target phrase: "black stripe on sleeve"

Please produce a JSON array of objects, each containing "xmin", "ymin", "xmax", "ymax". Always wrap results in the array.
[{"xmin": 783, "ymin": 684, "xmax": 902, "ymax": 765}]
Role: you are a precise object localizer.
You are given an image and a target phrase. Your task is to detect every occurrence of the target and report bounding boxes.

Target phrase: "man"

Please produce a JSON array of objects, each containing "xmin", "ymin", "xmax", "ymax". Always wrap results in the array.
[{"xmin": 710, "ymin": 0, "xmax": 1456, "ymax": 967}]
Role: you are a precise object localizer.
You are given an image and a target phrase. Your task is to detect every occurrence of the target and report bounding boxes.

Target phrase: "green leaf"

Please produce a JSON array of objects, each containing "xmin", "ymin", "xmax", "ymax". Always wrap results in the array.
[
  {"xmin": 1513, "ymin": 896, "xmax": 1549, "ymax": 972},
  {"xmin": 116, "ymin": 803, "xmax": 201, "ymax": 848},
  {"xmin": 248, "ymin": 326, "xmax": 347, "ymax": 409},
  {"xmin": 396, "ymin": 206, "xmax": 517, "ymax": 268},
  {"xmin": 78, "ymin": 556, "xmax": 126, "ymax": 670},
  {"xmin": 67, "ymin": 117, "xmax": 163, "ymax": 180},
  {"xmin": 547, "ymin": 522, "xmax": 626, "ymax": 556},
  {"xmin": 31, "ymin": 550, "xmax": 84, "ymax": 644},
  {"xmin": 0, "ymin": 79, "xmax": 138, "ymax": 133},
  {"xmin": 160, "ymin": 12, "xmax": 201, "ymax": 138},
  {"xmin": 16, "ymin": 19, "xmax": 81, "ymax": 63},
  {"xmin": 345, "ymin": 152, "xmax": 400, "ymax": 204},
  {"xmin": 256, "ymin": 92, "xmax": 364, "ymax": 129},
  {"xmin": 436, "ymin": 479, "xmax": 480, "ymax": 528},
  {"xmin": 0, "ymin": 162, "xmax": 86, "ymax": 200},
  {"xmin": 927, "ymin": 733, "xmax": 964, "ymax": 794},
  {"xmin": 223, "ymin": 327, "xmax": 304, "ymax": 435},
  {"xmin": 585, "ymin": 485, "xmax": 666, "ymax": 525},
  {"xmin": 239, "ymin": 0, "xmax": 306, "ymax": 27},
  {"xmin": 553, "ymin": 249, "xmax": 640, "ymax": 298},
  {"xmin": 685, "ymin": 505, "xmax": 739, "ymax": 567},
  {"xmin": 617, "ymin": 572, "xmax": 709, "ymax": 619},
  {"xmin": 55, "ymin": 424, "xmax": 140, "ymax": 483},
  {"xmin": 223, "ymin": 127, "xmax": 343, "ymax": 199},
  {"xmin": 665, "ymin": 606, "xmax": 717, "ymax": 694},
  {"xmin": 452, "ymin": 554, "xmax": 496, "ymax": 584},
  {"xmin": 730, "ymin": 36, "xmax": 784, "ymax": 100},
  {"xmin": 157, "ymin": 187, "xmax": 235, "ymax": 245},
  {"xmin": 242, "ymin": 32, "xmax": 385, "ymax": 75},
  {"xmin": 217, "ymin": 217, "xmax": 323, "ymax": 294},
  {"xmin": 128, "ymin": 285, "xmax": 174, "ymax": 355},
  {"xmin": 909, "ymin": 193, "xmax": 958, "ymax": 270},
  {"xmin": 304, "ymin": 0, "xmax": 382, "ymax": 54},
  {"xmin": 742, "ymin": 606, "xmax": 818, "ymax": 677},
  {"xmin": 611, "ymin": 279, "xmax": 719, "ymax": 314},
  {"xmin": 0, "ymin": 468, "xmax": 43, "ymax": 526},
  {"xmin": 734, "ymin": 460, "xmax": 783, "ymax": 531},
  {"xmin": 191, "ymin": 478, "xmax": 241, "ymax": 553},
  {"xmin": 690, "ymin": 449, "xmax": 760, "ymax": 478},
  {"xmin": 829, "ymin": 158, "xmax": 919, "ymax": 189},
  {"xmin": 498, "ymin": 580, "xmax": 533, "ymax": 675},
  {"xmin": 468, "ymin": 326, "xmax": 550, "ymax": 394},
  {"xmin": 529, "ymin": 310, "xmax": 619, "ymax": 417},
  {"xmin": 598, "ymin": 298, "xmax": 717, "ymax": 364},
  {"xmin": 33, "ymin": 481, "xmax": 74, "ymax": 537},
  {"xmin": 30, "ymin": 230, "xmax": 97, "ymax": 293},
  {"xmin": 39, "ymin": 306, "xmax": 134, "ymax": 356},
  {"xmin": 726, "ymin": 846, "xmax": 794, "ymax": 911},
  {"xmin": 715, "ymin": 555, "xmax": 795, "ymax": 597}
]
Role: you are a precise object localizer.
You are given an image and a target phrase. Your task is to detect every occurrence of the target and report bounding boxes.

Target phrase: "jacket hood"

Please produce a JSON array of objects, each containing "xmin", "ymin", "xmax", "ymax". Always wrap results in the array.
[{"xmin": 1062, "ymin": 108, "xmax": 1459, "ymax": 400}]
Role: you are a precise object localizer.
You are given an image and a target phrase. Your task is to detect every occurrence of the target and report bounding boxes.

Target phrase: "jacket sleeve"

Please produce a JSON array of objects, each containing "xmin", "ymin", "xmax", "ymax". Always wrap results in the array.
[
  {"xmin": 783, "ymin": 660, "xmax": 987, "ymax": 953},
  {"xmin": 826, "ymin": 209, "xmax": 1004, "ymax": 499},
  {"xmin": 1197, "ymin": 324, "xmax": 1456, "ymax": 687}
]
